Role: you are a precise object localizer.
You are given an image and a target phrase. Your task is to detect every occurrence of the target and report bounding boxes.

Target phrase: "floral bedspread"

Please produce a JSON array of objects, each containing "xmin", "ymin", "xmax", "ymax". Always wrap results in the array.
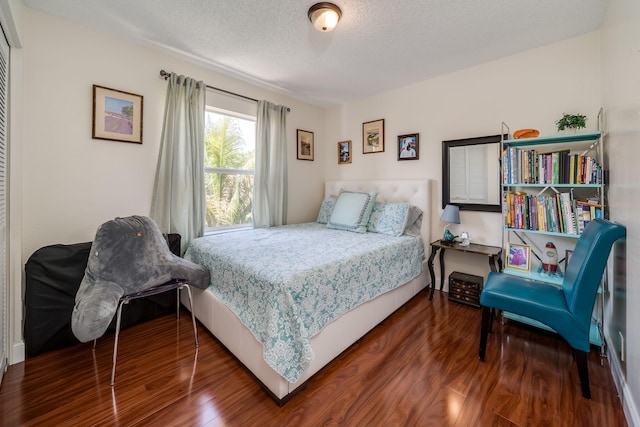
[{"xmin": 184, "ymin": 222, "xmax": 424, "ymax": 383}]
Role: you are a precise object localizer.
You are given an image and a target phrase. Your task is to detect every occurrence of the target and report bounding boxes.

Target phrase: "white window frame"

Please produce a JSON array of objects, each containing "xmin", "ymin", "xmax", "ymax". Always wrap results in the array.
[{"xmin": 203, "ymin": 106, "xmax": 256, "ymax": 234}]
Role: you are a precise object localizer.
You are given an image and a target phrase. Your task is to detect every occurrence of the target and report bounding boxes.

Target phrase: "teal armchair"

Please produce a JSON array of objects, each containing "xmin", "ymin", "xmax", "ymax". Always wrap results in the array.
[{"xmin": 479, "ymin": 218, "xmax": 626, "ymax": 398}]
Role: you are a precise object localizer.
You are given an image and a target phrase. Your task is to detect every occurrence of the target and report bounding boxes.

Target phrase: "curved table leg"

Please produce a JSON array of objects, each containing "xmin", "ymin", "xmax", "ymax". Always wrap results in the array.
[
  {"xmin": 439, "ymin": 248, "xmax": 446, "ymax": 290},
  {"xmin": 427, "ymin": 246, "xmax": 438, "ymax": 300},
  {"xmin": 489, "ymin": 254, "xmax": 500, "ymax": 272},
  {"xmin": 489, "ymin": 256, "xmax": 498, "ymax": 271}
]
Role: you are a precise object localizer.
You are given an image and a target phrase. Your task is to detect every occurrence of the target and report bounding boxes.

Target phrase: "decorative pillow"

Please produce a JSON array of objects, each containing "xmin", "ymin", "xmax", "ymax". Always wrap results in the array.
[
  {"xmin": 326, "ymin": 190, "xmax": 378, "ymax": 233},
  {"xmin": 404, "ymin": 205, "xmax": 424, "ymax": 237},
  {"xmin": 316, "ymin": 196, "xmax": 337, "ymax": 224},
  {"xmin": 367, "ymin": 202, "xmax": 410, "ymax": 236}
]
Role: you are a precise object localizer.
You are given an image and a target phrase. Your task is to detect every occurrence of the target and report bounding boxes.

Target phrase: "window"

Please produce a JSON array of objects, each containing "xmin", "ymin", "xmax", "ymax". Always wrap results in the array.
[{"xmin": 204, "ymin": 108, "xmax": 256, "ymax": 231}]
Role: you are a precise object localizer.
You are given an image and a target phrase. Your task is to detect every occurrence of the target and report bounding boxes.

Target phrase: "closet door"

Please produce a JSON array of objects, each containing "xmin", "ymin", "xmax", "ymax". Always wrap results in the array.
[{"xmin": 0, "ymin": 27, "xmax": 9, "ymax": 384}]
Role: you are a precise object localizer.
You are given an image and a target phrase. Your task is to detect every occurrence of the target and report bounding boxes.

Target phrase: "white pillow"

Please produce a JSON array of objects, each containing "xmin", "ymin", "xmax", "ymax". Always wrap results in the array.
[
  {"xmin": 326, "ymin": 190, "xmax": 378, "ymax": 233},
  {"xmin": 404, "ymin": 205, "xmax": 423, "ymax": 237}
]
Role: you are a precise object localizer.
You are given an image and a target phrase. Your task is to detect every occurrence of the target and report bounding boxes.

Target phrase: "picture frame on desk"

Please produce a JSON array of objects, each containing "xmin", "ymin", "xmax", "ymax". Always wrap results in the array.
[{"xmin": 506, "ymin": 242, "xmax": 531, "ymax": 271}]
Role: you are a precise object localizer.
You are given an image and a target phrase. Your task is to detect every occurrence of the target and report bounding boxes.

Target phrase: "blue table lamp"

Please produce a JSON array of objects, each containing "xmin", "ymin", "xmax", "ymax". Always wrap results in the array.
[{"xmin": 440, "ymin": 204, "xmax": 460, "ymax": 244}]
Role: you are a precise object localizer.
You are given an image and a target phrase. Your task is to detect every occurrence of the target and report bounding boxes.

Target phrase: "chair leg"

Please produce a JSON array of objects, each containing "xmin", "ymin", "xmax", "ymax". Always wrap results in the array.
[
  {"xmin": 489, "ymin": 308, "xmax": 495, "ymax": 333},
  {"xmin": 110, "ymin": 300, "xmax": 126, "ymax": 386},
  {"xmin": 479, "ymin": 305, "xmax": 491, "ymax": 361},
  {"xmin": 575, "ymin": 349, "xmax": 591, "ymax": 399},
  {"xmin": 176, "ymin": 287, "xmax": 180, "ymax": 319},
  {"xmin": 183, "ymin": 284, "xmax": 199, "ymax": 348}
]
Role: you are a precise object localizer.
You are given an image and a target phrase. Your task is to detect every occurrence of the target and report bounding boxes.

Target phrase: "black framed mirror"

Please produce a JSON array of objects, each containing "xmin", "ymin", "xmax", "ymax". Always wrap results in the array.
[{"xmin": 442, "ymin": 134, "xmax": 505, "ymax": 212}]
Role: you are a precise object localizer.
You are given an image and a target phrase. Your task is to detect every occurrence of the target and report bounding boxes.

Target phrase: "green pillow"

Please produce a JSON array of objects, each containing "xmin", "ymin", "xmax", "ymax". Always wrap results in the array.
[{"xmin": 326, "ymin": 190, "xmax": 378, "ymax": 233}]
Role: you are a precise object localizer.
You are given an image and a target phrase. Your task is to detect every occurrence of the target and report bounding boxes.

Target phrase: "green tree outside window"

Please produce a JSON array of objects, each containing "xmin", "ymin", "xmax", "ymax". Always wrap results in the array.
[{"xmin": 204, "ymin": 112, "xmax": 255, "ymax": 229}]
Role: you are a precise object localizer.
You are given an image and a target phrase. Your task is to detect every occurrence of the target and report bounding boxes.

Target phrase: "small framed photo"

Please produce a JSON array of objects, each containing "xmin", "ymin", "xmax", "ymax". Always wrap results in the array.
[
  {"xmin": 398, "ymin": 133, "xmax": 419, "ymax": 160},
  {"xmin": 297, "ymin": 129, "xmax": 314, "ymax": 161},
  {"xmin": 506, "ymin": 242, "xmax": 531, "ymax": 271},
  {"xmin": 363, "ymin": 119, "xmax": 385, "ymax": 154},
  {"xmin": 565, "ymin": 249, "xmax": 573, "ymax": 271},
  {"xmin": 338, "ymin": 140, "xmax": 352, "ymax": 164},
  {"xmin": 92, "ymin": 85, "xmax": 143, "ymax": 144}
]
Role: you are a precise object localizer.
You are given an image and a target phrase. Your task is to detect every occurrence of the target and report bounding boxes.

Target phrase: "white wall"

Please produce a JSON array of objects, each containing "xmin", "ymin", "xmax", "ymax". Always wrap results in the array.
[
  {"xmin": 13, "ymin": 7, "xmax": 325, "ymax": 361},
  {"xmin": 601, "ymin": 0, "xmax": 640, "ymax": 424},
  {"xmin": 325, "ymin": 32, "xmax": 602, "ymax": 280},
  {"xmin": 20, "ymin": 7, "xmax": 326, "ymax": 256}
]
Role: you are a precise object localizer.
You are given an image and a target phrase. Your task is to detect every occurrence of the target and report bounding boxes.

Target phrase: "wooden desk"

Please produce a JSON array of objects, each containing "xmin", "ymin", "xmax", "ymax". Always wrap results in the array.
[{"xmin": 427, "ymin": 240, "xmax": 502, "ymax": 300}]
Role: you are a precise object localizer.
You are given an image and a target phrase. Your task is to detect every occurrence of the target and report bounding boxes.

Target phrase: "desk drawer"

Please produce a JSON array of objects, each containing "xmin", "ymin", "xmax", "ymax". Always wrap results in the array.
[{"xmin": 448, "ymin": 271, "xmax": 483, "ymax": 308}]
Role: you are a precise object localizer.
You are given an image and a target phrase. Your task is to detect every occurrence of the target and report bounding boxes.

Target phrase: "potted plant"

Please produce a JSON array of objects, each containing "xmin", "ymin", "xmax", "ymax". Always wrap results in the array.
[{"xmin": 556, "ymin": 113, "xmax": 587, "ymax": 132}]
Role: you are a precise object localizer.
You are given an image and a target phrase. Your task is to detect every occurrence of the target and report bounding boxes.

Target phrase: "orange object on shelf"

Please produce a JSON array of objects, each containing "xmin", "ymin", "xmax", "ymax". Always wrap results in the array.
[{"xmin": 513, "ymin": 129, "xmax": 540, "ymax": 139}]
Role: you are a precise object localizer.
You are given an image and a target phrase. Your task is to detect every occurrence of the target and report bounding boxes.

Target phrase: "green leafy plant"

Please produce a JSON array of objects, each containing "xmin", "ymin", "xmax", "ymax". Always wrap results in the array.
[{"xmin": 555, "ymin": 113, "xmax": 587, "ymax": 131}]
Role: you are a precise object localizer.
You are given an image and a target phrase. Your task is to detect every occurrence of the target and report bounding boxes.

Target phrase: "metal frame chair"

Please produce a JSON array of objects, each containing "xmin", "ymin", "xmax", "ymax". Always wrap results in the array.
[{"xmin": 93, "ymin": 279, "xmax": 199, "ymax": 386}]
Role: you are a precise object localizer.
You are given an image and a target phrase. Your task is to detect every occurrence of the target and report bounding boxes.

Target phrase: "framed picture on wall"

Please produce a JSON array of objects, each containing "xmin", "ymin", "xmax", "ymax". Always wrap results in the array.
[
  {"xmin": 92, "ymin": 85, "xmax": 143, "ymax": 144},
  {"xmin": 338, "ymin": 140, "xmax": 352, "ymax": 164},
  {"xmin": 506, "ymin": 242, "xmax": 531, "ymax": 271},
  {"xmin": 297, "ymin": 129, "xmax": 314, "ymax": 161},
  {"xmin": 362, "ymin": 119, "xmax": 384, "ymax": 154},
  {"xmin": 398, "ymin": 133, "xmax": 419, "ymax": 160}
]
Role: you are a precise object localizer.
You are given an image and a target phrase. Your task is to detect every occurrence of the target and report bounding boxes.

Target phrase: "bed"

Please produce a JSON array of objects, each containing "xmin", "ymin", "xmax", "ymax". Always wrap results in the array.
[{"xmin": 183, "ymin": 179, "xmax": 431, "ymax": 404}]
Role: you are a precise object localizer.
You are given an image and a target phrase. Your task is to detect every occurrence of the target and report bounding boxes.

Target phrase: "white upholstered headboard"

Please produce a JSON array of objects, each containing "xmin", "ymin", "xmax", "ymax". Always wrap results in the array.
[{"xmin": 325, "ymin": 179, "xmax": 431, "ymax": 245}]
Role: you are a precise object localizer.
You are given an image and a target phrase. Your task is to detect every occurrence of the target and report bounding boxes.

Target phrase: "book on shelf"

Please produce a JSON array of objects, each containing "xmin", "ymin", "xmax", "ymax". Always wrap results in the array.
[
  {"xmin": 575, "ymin": 200, "xmax": 586, "ymax": 234},
  {"xmin": 560, "ymin": 192, "xmax": 576, "ymax": 234},
  {"xmin": 502, "ymin": 146, "xmax": 602, "ymax": 185},
  {"xmin": 504, "ymin": 190, "xmax": 601, "ymax": 236},
  {"xmin": 575, "ymin": 201, "xmax": 605, "ymax": 231}
]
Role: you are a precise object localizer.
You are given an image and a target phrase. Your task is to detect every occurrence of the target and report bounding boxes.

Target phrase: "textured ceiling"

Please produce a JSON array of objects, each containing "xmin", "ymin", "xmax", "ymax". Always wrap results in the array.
[{"xmin": 24, "ymin": 0, "xmax": 608, "ymax": 108}]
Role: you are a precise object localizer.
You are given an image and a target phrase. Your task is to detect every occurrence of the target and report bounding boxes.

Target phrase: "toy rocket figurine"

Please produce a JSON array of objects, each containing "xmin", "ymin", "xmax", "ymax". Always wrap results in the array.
[{"xmin": 542, "ymin": 241, "xmax": 558, "ymax": 273}]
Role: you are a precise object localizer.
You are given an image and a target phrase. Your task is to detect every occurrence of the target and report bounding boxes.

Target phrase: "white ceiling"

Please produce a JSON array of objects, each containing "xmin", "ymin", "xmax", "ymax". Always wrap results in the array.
[{"xmin": 24, "ymin": 0, "xmax": 608, "ymax": 108}]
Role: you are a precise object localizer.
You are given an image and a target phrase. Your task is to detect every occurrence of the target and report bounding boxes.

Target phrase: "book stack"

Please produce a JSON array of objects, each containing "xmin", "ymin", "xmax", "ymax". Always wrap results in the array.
[
  {"xmin": 575, "ymin": 201, "xmax": 604, "ymax": 234},
  {"xmin": 502, "ymin": 147, "xmax": 602, "ymax": 185},
  {"xmin": 503, "ymin": 191, "xmax": 599, "ymax": 235}
]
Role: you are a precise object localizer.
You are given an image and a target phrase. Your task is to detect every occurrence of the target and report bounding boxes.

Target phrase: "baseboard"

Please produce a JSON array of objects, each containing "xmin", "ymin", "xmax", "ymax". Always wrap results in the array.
[
  {"xmin": 608, "ymin": 345, "xmax": 639, "ymax": 427},
  {"xmin": 437, "ymin": 274, "xmax": 449, "ymax": 293},
  {"xmin": 0, "ymin": 352, "xmax": 6, "ymax": 383},
  {"xmin": 11, "ymin": 340, "xmax": 24, "ymax": 364}
]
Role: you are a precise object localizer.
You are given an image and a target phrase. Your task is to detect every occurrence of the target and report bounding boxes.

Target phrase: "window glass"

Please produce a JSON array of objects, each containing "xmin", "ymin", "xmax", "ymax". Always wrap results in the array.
[{"xmin": 204, "ymin": 108, "xmax": 256, "ymax": 231}]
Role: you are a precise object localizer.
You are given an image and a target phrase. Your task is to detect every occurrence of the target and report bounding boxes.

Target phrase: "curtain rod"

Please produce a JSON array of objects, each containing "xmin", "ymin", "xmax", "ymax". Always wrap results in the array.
[{"xmin": 160, "ymin": 70, "xmax": 290, "ymax": 112}]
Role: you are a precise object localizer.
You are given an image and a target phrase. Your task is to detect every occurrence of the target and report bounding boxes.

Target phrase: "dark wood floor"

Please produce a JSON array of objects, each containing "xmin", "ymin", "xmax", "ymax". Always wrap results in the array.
[{"xmin": 0, "ymin": 290, "xmax": 627, "ymax": 426}]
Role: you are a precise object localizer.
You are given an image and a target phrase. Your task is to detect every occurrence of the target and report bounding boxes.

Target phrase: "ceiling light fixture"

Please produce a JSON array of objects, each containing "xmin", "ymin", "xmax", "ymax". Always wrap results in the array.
[{"xmin": 308, "ymin": 2, "xmax": 342, "ymax": 32}]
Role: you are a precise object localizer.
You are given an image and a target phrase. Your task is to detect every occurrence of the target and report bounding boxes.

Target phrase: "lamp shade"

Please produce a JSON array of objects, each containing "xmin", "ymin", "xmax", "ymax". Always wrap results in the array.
[
  {"xmin": 440, "ymin": 204, "xmax": 460, "ymax": 224},
  {"xmin": 308, "ymin": 2, "xmax": 342, "ymax": 32}
]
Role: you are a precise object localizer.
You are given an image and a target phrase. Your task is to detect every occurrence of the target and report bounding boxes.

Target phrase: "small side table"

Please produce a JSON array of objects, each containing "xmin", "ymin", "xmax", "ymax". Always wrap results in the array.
[{"xmin": 427, "ymin": 240, "xmax": 502, "ymax": 300}]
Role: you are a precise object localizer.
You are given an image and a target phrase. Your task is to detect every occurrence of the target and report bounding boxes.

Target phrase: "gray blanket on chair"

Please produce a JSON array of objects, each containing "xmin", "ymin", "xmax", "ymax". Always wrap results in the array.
[{"xmin": 71, "ymin": 216, "xmax": 210, "ymax": 342}]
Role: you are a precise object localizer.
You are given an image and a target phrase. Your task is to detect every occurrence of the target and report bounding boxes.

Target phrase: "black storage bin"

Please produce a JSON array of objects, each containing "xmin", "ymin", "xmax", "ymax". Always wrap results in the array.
[
  {"xmin": 448, "ymin": 271, "xmax": 483, "ymax": 308},
  {"xmin": 24, "ymin": 234, "xmax": 181, "ymax": 357}
]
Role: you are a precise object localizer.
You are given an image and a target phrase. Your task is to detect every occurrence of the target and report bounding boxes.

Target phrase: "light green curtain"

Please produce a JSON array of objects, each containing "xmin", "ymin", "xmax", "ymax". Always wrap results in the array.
[
  {"xmin": 150, "ymin": 72, "xmax": 206, "ymax": 253},
  {"xmin": 253, "ymin": 100, "xmax": 289, "ymax": 228}
]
